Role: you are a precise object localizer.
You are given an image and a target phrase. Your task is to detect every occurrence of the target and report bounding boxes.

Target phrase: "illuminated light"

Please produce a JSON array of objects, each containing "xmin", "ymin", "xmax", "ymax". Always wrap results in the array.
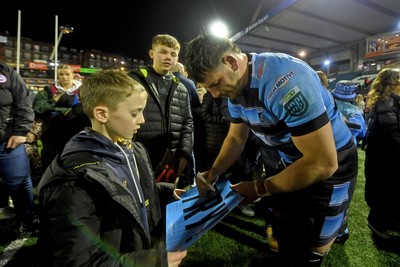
[
  {"xmin": 324, "ymin": 60, "xmax": 330, "ymax": 66},
  {"xmin": 209, "ymin": 20, "xmax": 229, "ymax": 38},
  {"xmin": 298, "ymin": 50, "xmax": 306, "ymax": 57},
  {"xmin": 59, "ymin": 25, "xmax": 74, "ymax": 34}
]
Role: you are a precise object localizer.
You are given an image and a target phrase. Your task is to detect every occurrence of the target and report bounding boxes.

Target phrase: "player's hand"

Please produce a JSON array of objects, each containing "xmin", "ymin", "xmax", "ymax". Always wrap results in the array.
[
  {"xmin": 196, "ymin": 171, "xmax": 218, "ymax": 197},
  {"xmin": 230, "ymin": 181, "xmax": 258, "ymax": 205},
  {"xmin": 167, "ymin": 250, "xmax": 187, "ymax": 267}
]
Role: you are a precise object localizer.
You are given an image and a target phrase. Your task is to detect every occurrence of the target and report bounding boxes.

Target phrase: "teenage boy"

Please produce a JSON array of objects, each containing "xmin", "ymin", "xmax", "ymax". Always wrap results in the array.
[
  {"xmin": 38, "ymin": 69, "xmax": 187, "ymax": 267},
  {"xmin": 128, "ymin": 34, "xmax": 193, "ymax": 188}
]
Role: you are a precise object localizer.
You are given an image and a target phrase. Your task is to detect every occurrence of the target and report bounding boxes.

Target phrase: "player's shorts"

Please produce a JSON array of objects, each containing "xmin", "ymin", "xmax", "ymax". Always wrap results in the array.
[{"xmin": 268, "ymin": 139, "xmax": 358, "ymax": 248}]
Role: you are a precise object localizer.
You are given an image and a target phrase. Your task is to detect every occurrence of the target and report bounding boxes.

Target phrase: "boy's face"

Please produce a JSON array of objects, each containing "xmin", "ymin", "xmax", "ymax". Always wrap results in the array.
[
  {"xmin": 106, "ymin": 93, "xmax": 147, "ymax": 142},
  {"xmin": 149, "ymin": 44, "xmax": 179, "ymax": 75},
  {"xmin": 58, "ymin": 69, "xmax": 74, "ymax": 87}
]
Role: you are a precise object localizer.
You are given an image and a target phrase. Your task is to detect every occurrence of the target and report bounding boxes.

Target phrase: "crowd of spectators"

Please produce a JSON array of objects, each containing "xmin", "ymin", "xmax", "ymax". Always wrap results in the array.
[{"xmin": 1, "ymin": 32, "xmax": 399, "ymax": 266}]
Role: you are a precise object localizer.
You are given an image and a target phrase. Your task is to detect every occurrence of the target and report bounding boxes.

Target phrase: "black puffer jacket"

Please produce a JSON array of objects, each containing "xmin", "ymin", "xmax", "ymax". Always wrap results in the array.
[
  {"xmin": 364, "ymin": 94, "xmax": 400, "ymax": 215},
  {"xmin": 128, "ymin": 66, "xmax": 193, "ymax": 169},
  {"xmin": 38, "ymin": 128, "xmax": 171, "ymax": 267},
  {"xmin": 200, "ymin": 91, "xmax": 228, "ymax": 170},
  {"xmin": 0, "ymin": 62, "xmax": 34, "ymax": 143}
]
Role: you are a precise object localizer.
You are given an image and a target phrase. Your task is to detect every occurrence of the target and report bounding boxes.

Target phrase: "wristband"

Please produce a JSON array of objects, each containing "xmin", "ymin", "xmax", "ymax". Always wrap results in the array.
[{"xmin": 254, "ymin": 179, "xmax": 272, "ymax": 197}]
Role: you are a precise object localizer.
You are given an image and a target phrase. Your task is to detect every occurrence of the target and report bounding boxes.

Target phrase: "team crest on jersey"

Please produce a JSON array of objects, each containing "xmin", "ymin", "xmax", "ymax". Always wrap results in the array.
[{"xmin": 280, "ymin": 86, "xmax": 308, "ymax": 116}]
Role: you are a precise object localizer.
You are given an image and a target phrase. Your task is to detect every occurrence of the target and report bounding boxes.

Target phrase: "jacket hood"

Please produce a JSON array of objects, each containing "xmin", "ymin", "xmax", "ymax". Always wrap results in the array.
[
  {"xmin": 55, "ymin": 80, "xmax": 82, "ymax": 94},
  {"xmin": 61, "ymin": 127, "xmax": 126, "ymax": 165},
  {"xmin": 38, "ymin": 128, "xmax": 126, "ymax": 192}
]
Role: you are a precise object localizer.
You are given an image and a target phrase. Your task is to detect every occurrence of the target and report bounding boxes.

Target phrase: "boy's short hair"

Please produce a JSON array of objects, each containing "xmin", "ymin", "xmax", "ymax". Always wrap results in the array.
[
  {"xmin": 152, "ymin": 34, "xmax": 180, "ymax": 51},
  {"xmin": 79, "ymin": 69, "xmax": 147, "ymax": 118},
  {"xmin": 58, "ymin": 64, "xmax": 74, "ymax": 74}
]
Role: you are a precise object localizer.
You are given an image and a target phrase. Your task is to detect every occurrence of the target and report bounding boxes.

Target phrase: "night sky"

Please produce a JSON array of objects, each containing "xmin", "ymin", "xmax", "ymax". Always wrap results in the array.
[{"xmin": 1, "ymin": 1, "xmax": 268, "ymax": 62}]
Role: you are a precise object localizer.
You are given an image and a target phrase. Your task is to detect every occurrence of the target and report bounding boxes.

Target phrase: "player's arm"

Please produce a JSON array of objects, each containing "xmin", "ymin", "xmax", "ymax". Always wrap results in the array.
[{"xmin": 266, "ymin": 121, "xmax": 338, "ymax": 193}]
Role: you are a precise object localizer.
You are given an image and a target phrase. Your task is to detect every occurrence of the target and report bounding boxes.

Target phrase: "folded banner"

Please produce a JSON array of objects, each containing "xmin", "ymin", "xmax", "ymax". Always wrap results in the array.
[
  {"xmin": 166, "ymin": 179, "xmax": 243, "ymax": 251},
  {"xmin": 154, "ymin": 149, "xmax": 177, "ymax": 183}
]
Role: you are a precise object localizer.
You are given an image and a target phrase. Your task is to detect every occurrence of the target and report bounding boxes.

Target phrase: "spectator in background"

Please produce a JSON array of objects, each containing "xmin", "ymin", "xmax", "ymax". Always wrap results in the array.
[
  {"xmin": 192, "ymin": 84, "xmax": 207, "ymax": 174},
  {"xmin": 73, "ymin": 73, "xmax": 84, "ymax": 82},
  {"xmin": 128, "ymin": 34, "xmax": 193, "ymax": 189},
  {"xmin": 316, "ymin": 70, "xmax": 330, "ymax": 90},
  {"xmin": 33, "ymin": 64, "xmax": 83, "ymax": 170},
  {"xmin": 331, "ymin": 81, "xmax": 366, "ymax": 146},
  {"xmin": 37, "ymin": 69, "xmax": 187, "ymax": 267},
  {"xmin": 25, "ymin": 119, "xmax": 43, "ymax": 179},
  {"xmin": 185, "ymin": 33, "xmax": 358, "ymax": 266},
  {"xmin": 330, "ymin": 80, "xmax": 366, "ymax": 244},
  {"xmin": 0, "ymin": 61, "xmax": 36, "ymax": 232},
  {"xmin": 172, "ymin": 62, "xmax": 201, "ymax": 109},
  {"xmin": 364, "ymin": 68, "xmax": 400, "ymax": 240},
  {"xmin": 172, "ymin": 62, "xmax": 201, "ymax": 186},
  {"xmin": 355, "ymin": 93, "xmax": 365, "ymax": 115},
  {"xmin": 197, "ymin": 85, "xmax": 207, "ymax": 103},
  {"xmin": 199, "ymin": 92, "xmax": 229, "ymax": 172}
]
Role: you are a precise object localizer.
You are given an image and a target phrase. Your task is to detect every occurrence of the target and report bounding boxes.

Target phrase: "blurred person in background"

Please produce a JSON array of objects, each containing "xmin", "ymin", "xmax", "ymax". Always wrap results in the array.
[
  {"xmin": 33, "ymin": 64, "xmax": 83, "ymax": 170},
  {"xmin": 355, "ymin": 93, "xmax": 366, "ymax": 115},
  {"xmin": 25, "ymin": 119, "xmax": 43, "ymax": 179},
  {"xmin": 192, "ymin": 84, "xmax": 207, "ymax": 173},
  {"xmin": 73, "ymin": 73, "xmax": 84, "ymax": 82},
  {"xmin": 364, "ymin": 68, "xmax": 400, "ymax": 240},
  {"xmin": 0, "ymin": 61, "xmax": 36, "ymax": 232},
  {"xmin": 316, "ymin": 70, "xmax": 330, "ymax": 90},
  {"xmin": 172, "ymin": 62, "xmax": 201, "ymax": 109},
  {"xmin": 172, "ymin": 62, "xmax": 201, "ymax": 186},
  {"xmin": 331, "ymin": 81, "xmax": 366, "ymax": 146},
  {"xmin": 330, "ymin": 80, "xmax": 366, "ymax": 243},
  {"xmin": 197, "ymin": 85, "xmax": 207, "ymax": 103}
]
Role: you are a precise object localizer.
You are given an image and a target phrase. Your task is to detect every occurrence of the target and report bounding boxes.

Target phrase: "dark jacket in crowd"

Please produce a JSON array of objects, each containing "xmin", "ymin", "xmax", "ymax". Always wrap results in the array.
[
  {"xmin": 172, "ymin": 71, "xmax": 201, "ymax": 109},
  {"xmin": 364, "ymin": 93, "xmax": 400, "ymax": 220},
  {"xmin": 38, "ymin": 128, "xmax": 174, "ymax": 267},
  {"xmin": 34, "ymin": 83, "xmax": 89, "ymax": 169},
  {"xmin": 199, "ymin": 92, "xmax": 228, "ymax": 170},
  {"xmin": 0, "ymin": 62, "xmax": 34, "ymax": 143},
  {"xmin": 128, "ymin": 66, "xmax": 193, "ymax": 171}
]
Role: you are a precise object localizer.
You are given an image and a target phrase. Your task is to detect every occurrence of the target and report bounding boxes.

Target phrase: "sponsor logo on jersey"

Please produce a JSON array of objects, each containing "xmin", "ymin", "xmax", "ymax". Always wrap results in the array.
[
  {"xmin": 267, "ymin": 70, "xmax": 296, "ymax": 100},
  {"xmin": 280, "ymin": 86, "xmax": 308, "ymax": 116}
]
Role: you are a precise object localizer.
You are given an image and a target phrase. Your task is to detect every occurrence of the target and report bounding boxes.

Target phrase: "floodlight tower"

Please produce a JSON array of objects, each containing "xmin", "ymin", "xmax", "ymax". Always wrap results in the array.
[{"xmin": 50, "ymin": 25, "xmax": 74, "ymax": 61}]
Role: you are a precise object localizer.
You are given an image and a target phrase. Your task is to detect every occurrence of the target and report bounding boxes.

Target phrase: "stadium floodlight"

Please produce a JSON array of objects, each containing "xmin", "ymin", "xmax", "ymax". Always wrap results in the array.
[
  {"xmin": 209, "ymin": 20, "xmax": 229, "ymax": 38},
  {"xmin": 49, "ymin": 25, "xmax": 74, "ymax": 61}
]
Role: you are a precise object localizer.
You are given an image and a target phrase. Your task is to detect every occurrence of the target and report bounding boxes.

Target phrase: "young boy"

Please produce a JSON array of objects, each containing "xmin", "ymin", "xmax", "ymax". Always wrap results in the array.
[{"xmin": 37, "ymin": 69, "xmax": 187, "ymax": 267}]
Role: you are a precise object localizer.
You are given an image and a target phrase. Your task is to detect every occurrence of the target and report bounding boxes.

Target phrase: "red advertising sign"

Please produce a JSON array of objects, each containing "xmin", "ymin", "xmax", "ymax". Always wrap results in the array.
[
  {"xmin": 28, "ymin": 62, "xmax": 48, "ymax": 70},
  {"xmin": 66, "ymin": 64, "xmax": 81, "ymax": 72}
]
